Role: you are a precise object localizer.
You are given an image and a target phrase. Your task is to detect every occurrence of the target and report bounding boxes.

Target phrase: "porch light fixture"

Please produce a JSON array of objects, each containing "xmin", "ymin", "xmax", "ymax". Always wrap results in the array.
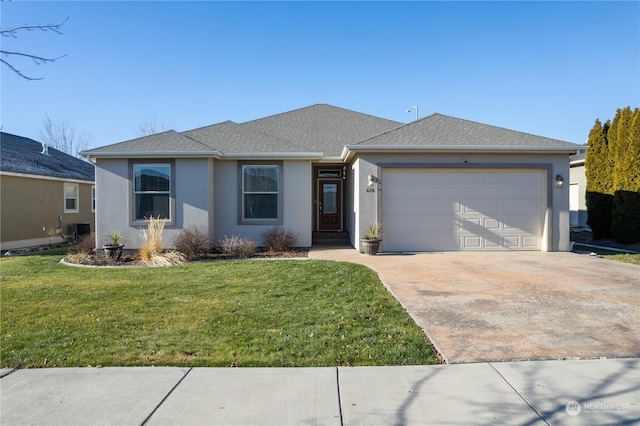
[
  {"xmin": 368, "ymin": 175, "xmax": 382, "ymax": 187},
  {"xmin": 555, "ymin": 174, "xmax": 564, "ymax": 187}
]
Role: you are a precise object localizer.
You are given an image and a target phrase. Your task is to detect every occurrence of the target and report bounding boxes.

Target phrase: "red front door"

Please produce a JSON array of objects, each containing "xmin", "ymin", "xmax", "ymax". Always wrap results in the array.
[{"xmin": 318, "ymin": 179, "xmax": 342, "ymax": 231}]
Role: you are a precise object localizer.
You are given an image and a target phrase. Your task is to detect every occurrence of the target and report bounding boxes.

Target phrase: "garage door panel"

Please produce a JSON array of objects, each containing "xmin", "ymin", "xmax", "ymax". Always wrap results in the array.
[
  {"xmin": 523, "ymin": 200, "xmax": 541, "ymax": 213},
  {"xmin": 444, "ymin": 187, "xmax": 461, "ymax": 198},
  {"xmin": 382, "ymin": 169, "xmax": 544, "ymax": 251},
  {"xmin": 484, "ymin": 201, "xmax": 501, "ymax": 213},
  {"xmin": 502, "ymin": 187, "xmax": 521, "ymax": 198},
  {"xmin": 484, "ymin": 218, "xmax": 500, "ymax": 230},
  {"xmin": 504, "ymin": 236, "xmax": 521, "ymax": 247},
  {"xmin": 484, "ymin": 186, "xmax": 502, "ymax": 198},
  {"xmin": 522, "ymin": 236, "xmax": 539, "ymax": 248},
  {"xmin": 502, "ymin": 201, "xmax": 521, "ymax": 213}
]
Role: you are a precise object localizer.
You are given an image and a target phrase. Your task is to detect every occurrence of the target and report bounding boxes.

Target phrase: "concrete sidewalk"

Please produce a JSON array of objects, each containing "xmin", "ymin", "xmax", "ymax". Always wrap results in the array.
[{"xmin": 1, "ymin": 358, "xmax": 638, "ymax": 425}]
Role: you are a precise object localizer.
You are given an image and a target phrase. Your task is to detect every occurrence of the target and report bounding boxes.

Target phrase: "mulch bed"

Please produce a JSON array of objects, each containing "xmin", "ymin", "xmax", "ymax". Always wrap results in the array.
[{"xmin": 64, "ymin": 248, "xmax": 309, "ymax": 267}]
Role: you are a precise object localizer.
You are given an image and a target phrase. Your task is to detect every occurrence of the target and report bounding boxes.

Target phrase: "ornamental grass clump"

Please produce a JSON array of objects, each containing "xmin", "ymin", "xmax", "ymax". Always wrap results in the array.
[
  {"xmin": 220, "ymin": 235, "xmax": 257, "ymax": 259},
  {"xmin": 139, "ymin": 216, "xmax": 185, "ymax": 266}
]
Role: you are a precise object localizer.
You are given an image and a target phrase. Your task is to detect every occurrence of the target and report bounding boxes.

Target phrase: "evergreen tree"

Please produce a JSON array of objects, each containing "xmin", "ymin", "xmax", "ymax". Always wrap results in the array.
[
  {"xmin": 585, "ymin": 119, "xmax": 613, "ymax": 239},
  {"xmin": 611, "ymin": 107, "xmax": 640, "ymax": 243}
]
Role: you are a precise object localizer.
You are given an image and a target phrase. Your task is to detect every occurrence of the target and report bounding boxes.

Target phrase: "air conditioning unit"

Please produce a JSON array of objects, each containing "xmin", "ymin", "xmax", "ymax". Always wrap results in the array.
[{"xmin": 73, "ymin": 223, "xmax": 91, "ymax": 239}]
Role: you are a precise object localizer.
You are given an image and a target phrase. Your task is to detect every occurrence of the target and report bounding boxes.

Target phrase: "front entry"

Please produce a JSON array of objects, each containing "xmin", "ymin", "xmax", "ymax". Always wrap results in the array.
[{"xmin": 318, "ymin": 179, "xmax": 342, "ymax": 231}]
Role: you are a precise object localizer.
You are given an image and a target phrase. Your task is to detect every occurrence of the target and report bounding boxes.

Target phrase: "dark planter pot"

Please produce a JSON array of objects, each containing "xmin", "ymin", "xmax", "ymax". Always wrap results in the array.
[
  {"xmin": 103, "ymin": 244, "xmax": 124, "ymax": 259},
  {"xmin": 361, "ymin": 239, "xmax": 381, "ymax": 255}
]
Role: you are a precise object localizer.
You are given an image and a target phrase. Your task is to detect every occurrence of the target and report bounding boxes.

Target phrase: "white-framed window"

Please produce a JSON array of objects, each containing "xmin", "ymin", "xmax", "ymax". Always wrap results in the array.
[
  {"xmin": 64, "ymin": 183, "xmax": 79, "ymax": 213},
  {"xmin": 133, "ymin": 163, "xmax": 172, "ymax": 221},
  {"xmin": 241, "ymin": 164, "xmax": 280, "ymax": 222},
  {"xmin": 91, "ymin": 185, "xmax": 96, "ymax": 212}
]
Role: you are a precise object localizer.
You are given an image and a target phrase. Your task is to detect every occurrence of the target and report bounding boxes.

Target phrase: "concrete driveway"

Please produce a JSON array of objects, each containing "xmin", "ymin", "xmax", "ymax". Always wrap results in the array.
[{"xmin": 309, "ymin": 249, "xmax": 640, "ymax": 364}]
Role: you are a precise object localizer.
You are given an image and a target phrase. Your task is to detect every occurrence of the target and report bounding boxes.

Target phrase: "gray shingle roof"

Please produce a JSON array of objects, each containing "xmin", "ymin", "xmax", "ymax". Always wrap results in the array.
[
  {"xmin": 83, "ymin": 104, "xmax": 403, "ymax": 158},
  {"xmin": 1, "ymin": 132, "xmax": 94, "ymax": 181},
  {"xmin": 85, "ymin": 130, "xmax": 217, "ymax": 154},
  {"xmin": 240, "ymin": 104, "xmax": 403, "ymax": 156},
  {"xmin": 356, "ymin": 113, "xmax": 578, "ymax": 148},
  {"xmin": 570, "ymin": 152, "xmax": 586, "ymax": 162},
  {"xmin": 182, "ymin": 121, "xmax": 296, "ymax": 154},
  {"xmin": 83, "ymin": 105, "xmax": 580, "ymax": 159}
]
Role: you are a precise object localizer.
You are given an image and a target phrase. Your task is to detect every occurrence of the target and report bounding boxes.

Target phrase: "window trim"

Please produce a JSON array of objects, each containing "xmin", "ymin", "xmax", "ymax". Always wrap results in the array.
[
  {"xmin": 238, "ymin": 161, "xmax": 283, "ymax": 225},
  {"xmin": 64, "ymin": 182, "xmax": 79, "ymax": 213},
  {"xmin": 91, "ymin": 185, "xmax": 96, "ymax": 213},
  {"xmin": 129, "ymin": 160, "xmax": 176, "ymax": 227}
]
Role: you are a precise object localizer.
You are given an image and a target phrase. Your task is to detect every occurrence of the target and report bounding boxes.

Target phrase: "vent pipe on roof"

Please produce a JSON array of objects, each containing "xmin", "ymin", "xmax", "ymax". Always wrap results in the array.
[{"xmin": 41, "ymin": 143, "xmax": 50, "ymax": 156}]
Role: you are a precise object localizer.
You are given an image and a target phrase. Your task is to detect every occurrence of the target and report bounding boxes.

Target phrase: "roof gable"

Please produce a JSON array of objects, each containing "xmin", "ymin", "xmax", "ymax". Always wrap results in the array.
[{"xmin": 1, "ymin": 132, "xmax": 94, "ymax": 181}]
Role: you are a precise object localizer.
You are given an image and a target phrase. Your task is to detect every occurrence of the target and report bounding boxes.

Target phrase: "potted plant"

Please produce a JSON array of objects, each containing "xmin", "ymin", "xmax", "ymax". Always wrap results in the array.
[
  {"xmin": 103, "ymin": 231, "xmax": 125, "ymax": 259},
  {"xmin": 360, "ymin": 222, "xmax": 382, "ymax": 255}
]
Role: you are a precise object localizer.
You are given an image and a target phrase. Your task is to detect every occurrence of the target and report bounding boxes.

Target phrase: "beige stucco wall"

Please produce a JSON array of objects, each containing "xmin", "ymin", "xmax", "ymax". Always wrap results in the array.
[
  {"xmin": 95, "ymin": 157, "xmax": 311, "ymax": 249},
  {"xmin": 214, "ymin": 160, "xmax": 312, "ymax": 247},
  {"xmin": 94, "ymin": 158, "xmax": 214, "ymax": 248},
  {"xmin": 350, "ymin": 152, "xmax": 571, "ymax": 252},
  {"xmin": 0, "ymin": 174, "xmax": 95, "ymax": 250}
]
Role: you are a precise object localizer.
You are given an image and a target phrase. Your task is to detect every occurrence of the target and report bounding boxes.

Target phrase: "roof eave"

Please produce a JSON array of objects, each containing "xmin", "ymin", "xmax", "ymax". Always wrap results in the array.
[
  {"xmin": 220, "ymin": 152, "xmax": 324, "ymax": 160},
  {"xmin": 81, "ymin": 151, "xmax": 222, "ymax": 161},
  {"xmin": 0, "ymin": 170, "xmax": 94, "ymax": 184},
  {"xmin": 344, "ymin": 145, "xmax": 581, "ymax": 156}
]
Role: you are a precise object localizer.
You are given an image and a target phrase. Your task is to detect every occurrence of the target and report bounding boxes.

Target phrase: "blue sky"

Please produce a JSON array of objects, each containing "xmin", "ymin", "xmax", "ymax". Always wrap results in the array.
[{"xmin": 2, "ymin": 1, "xmax": 639, "ymax": 149}]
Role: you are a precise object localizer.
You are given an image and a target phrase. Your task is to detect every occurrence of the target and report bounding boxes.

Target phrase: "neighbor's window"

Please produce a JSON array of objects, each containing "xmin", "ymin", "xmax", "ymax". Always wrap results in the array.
[
  {"xmin": 64, "ymin": 183, "xmax": 79, "ymax": 213},
  {"xmin": 133, "ymin": 163, "xmax": 171, "ymax": 221},
  {"xmin": 242, "ymin": 165, "xmax": 279, "ymax": 220},
  {"xmin": 91, "ymin": 185, "xmax": 96, "ymax": 212}
]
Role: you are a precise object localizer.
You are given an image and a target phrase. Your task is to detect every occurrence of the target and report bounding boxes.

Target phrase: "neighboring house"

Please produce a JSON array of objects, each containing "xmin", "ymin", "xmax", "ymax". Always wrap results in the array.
[
  {"xmin": 569, "ymin": 150, "xmax": 588, "ymax": 228},
  {"xmin": 1, "ymin": 132, "xmax": 95, "ymax": 251},
  {"xmin": 82, "ymin": 104, "xmax": 580, "ymax": 252}
]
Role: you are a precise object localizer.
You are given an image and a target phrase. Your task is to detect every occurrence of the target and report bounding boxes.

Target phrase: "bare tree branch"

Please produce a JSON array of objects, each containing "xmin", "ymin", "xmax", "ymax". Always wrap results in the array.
[
  {"xmin": 0, "ymin": 17, "xmax": 69, "ymax": 36},
  {"xmin": 39, "ymin": 115, "xmax": 92, "ymax": 158},
  {"xmin": 138, "ymin": 114, "xmax": 169, "ymax": 137},
  {"xmin": 0, "ymin": 17, "xmax": 69, "ymax": 80}
]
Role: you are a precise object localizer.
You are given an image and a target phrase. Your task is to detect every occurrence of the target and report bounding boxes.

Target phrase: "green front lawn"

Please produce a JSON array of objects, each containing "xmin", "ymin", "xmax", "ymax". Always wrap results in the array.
[
  {"xmin": 0, "ymin": 251, "xmax": 438, "ymax": 368},
  {"xmin": 573, "ymin": 244, "xmax": 640, "ymax": 265},
  {"xmin": 604, "ymin": 253, "xmax": 640, "ymax": 265}
]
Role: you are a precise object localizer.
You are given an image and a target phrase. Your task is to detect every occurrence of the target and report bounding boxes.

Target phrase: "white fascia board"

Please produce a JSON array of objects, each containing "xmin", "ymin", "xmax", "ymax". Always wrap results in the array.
[
  {"xmin": 317, "ymin": 156, "xmax": 344, "ymax": 163},
  {"xmin": 344, "ymin": 145, "xmax": 581, "ymax": 155},
  {"xmin": 0, "ymin": 171, "xmax": 94, "ymax": 184},
  {"xmin": 85, "ymin": 151, "xmax": 222, "ymax": 160},
  {"xmin": 220, "ymin": 152, "xmax": 324, "ymax": 160}
]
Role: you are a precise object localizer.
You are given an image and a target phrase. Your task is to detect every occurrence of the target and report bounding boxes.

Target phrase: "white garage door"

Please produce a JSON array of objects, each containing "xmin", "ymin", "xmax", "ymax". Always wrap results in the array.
[{"xmin": 382, "ymin": 169, "xmax": 545, "ymax": 251}]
